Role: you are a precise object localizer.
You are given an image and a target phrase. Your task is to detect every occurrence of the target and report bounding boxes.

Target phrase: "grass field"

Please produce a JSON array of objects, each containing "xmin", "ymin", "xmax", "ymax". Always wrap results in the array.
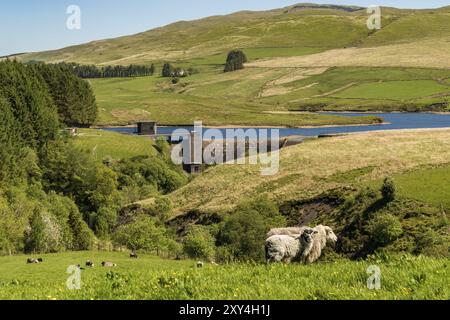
[
  {"xmin": 0, "ymin": 252, "xmax": 448, "ymax": 300},
  {"xmin": 368, "ymin": 165, "xmax": 450, "ymax": 210},
  {"xmin": 90, "ymin": 72, "xmax": 384, "ymax": 127},
  {"xmin": 73, "ymin": 129, "xmax": 157, "ymax": 161},
  {"xmin": 90, "ymin": 65, "xmax": 450, "ymax": 126},
  {"xmin": 334, "ymin": 80, "xmax": 450, "ymax": 100}
]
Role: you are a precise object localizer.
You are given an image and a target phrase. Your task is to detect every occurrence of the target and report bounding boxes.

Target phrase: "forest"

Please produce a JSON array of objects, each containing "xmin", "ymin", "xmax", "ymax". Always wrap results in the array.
[
  {"xmin": 43, "ymin": 62, "xmax": 156, "ymax": 79},
  {"xmin": 0, "ymin": 60, "xmax": 187, "ymax": 256}
]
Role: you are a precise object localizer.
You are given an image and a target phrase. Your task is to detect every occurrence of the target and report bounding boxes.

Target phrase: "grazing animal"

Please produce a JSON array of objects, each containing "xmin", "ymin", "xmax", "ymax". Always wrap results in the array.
[
  {"xmin": 130, "ymin": 252, "xmax": 138, "ymax": 259},
  {"xmin": 27, "ymin": 258, "xmax": 43, "ymax": 264},
  {"xmin": 313, "ymin": 225, "xmax": 338, "ymax": 246},
  {"xmin": 299, "ymin": 229, "xmax": 319, "ymax": 264},
  {"xmin": 101, "ymin": 261, "xmax": 117, "ymax": 267},
  {"xmin": 197, "ymin": 261, "xmax": 204, "ymax": 268},
  {"xmin": 300, "ymin": 225, "xmax": 338, "ymax": 264},
  {"xmin": 265, "ymin": 235, "xmax": 302, "ymax": 263},
  {"xmin": 266, "ymin": 226, "xmax": 312, "ymax": 238},
  {"xmin": 85, "ymin": 260, "xmax": 94, "ymax": 268}
]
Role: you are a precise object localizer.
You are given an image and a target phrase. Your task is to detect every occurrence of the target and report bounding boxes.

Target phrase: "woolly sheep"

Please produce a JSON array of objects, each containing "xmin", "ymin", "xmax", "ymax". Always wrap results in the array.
[
  {"xmin": 266, "ymin": 226, "xmax": 312, "ymax": 238},
  {"xmin": 301, "ymin": 225, "xmax": 338, "ymax": 264},
  {"xmin": 265, "ymin": 235, "xmax": 302, "ymax": 263},
  {"xmin": 101, "ymin": 261, "xmax": 117, "ymax": 267}
]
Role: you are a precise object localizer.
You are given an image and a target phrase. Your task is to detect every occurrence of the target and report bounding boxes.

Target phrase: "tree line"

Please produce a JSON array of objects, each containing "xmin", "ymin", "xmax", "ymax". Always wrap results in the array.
[{"xmin": 49, "ymin": 62, "xmax": 156, "ymax": 79}]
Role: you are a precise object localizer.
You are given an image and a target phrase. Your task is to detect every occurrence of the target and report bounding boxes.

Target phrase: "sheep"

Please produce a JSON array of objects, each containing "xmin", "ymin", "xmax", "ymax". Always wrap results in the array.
[
  {"xmin": 266, "ymin": 226, "xmax": 312, "ymax": 238},
  {"xmin": 85, "ymin": 260, "xmax": 95, "ymax": 268},
  {"xmin": 300, "ymin": 225, "xmax": 338, "ymax": 264},
  {"xmin": 313, "ymin": 225, "xmax": 338, "ymax": 248},
  {"xmin": 299, "ymin": 229, "xmax": 320, "ymax": 264},
  {"xmin": 265, "ymin": 234, "xmax": 302, "ymax": 263},
  {"xmin": 197, "ymin": 261, "xmax": 204, "ymax": 268},
  {"xmin": 26, "ymin": 258, "xmax": 43, "ymax": 264},
  {"xmin": 101, "ymin": 261, "xmax": 117, "ymax": 267},
  {"xmin": 130, "ymin": 252, "xmax": 138, "ymax": 259}
]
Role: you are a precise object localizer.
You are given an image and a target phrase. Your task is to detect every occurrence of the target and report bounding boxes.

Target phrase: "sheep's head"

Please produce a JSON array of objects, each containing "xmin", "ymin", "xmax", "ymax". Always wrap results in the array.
[
  {"xmin": 265, "ymin": 246, "xmax": 284, "ymax": 263},
  {"xmin": 299, "ymin": 229, "xmax": 317, "ymax": 244},
  {"xmin": 324, "ymin": 226, "xmax": 338, "ymax": 244}
]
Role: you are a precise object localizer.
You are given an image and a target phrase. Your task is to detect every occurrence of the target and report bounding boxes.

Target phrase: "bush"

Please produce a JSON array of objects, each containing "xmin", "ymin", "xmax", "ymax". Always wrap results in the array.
[
  {"xmin": 217, "ymin": 196, "xmax": 285, "ymax": 262},
  {"xmin": 113, "ymin": 215, "xmax": 168, "ymax": 253},
  {"xmin": 183, "ymin": 225, "xmax": 215, "ymax": 260},
  {"xmin": 414, "ymin": 228, "xmax": 443, "ymax": 255},
  {"xmin": 367, "ymin": 213, "xmax": 403, "ymax": 246},
  {"xmin": 147, "ymin": 197, "xmax": 172, "ymax": 222},
  {"xmin": 381, "ymin": 177, "xmax": 396, "ymax": 202}
]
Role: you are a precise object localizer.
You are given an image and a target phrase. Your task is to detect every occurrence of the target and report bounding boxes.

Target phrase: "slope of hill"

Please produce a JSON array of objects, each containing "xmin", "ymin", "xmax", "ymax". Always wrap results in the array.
[
  {"xmin": 16, "ymin": 3, "xmax": 450, "ymax": 124},
  {"xmin": 19, "ymin": 4, "xmax": 450, "ymax": 66},
  {"xmin": 162, "ymin": 128, "xmax": 450, "ymax": 215}
]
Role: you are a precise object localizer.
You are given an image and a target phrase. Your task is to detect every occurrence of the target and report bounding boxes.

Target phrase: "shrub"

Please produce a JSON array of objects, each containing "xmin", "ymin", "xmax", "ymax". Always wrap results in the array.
[
  {"xmin": 367, "ymin": 213, "xmax": 403, "ymax": 246},
  {"xmin": 183, "ymin": 225, "xmax": 216, "ymax": 260},
  {"xmin": 381, "ymin": 177, "xmax": 396, "ymax": 202},
  {"xmin": 217, "ymin": 196, "xmax": 285, "ymax": 262},
  {"xmin": 113, "ymin": 215, "xmax": 167, "ymax": 253},
  {"xmin": 147, "ymin": 197, "xmax": 172, "ymax": 222},
  {"xmin": 414, "ymin": 228, "xmax": 443, "ymax": 255}
]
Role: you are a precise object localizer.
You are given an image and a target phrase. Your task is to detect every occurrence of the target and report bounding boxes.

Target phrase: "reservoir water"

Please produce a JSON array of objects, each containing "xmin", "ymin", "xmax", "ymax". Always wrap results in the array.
[{"xmin": 102, "ymin": 113, "xmax": 450, "ymax": 138}]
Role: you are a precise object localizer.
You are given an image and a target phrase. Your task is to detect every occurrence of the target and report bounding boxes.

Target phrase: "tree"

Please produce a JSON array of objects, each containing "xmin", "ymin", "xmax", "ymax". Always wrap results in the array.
[
  {"xmin": 183, "ymin": 225, "xmax": 216, "ymax": 260},
  {"xmin": 217, "ymin": 196, "xmax": 285, "ymax": 262},
  {"xmin": 381, "ymin": 177, "xmax": 396, "ymax": 202},
  {"xmin": 113, "ymin": 215, "xmax": 167, "ymax": 253},
  {"xmin": 0, "ymin": 60, "xmax": 59, "ymax": 150},
  {"xmin": 25, "ymin": 209, "xmax": 46, "ymax": 253},
  {"xmin": 224, "ymin": 50, "xmax": 247, "ymax": 72},
  {"xmin": 33, "ymin": 63, "xmax": 98, "ymax": 127},
  {"xmin": 162, "ymin": 63, "xmax": 173, "ymax": 77}
]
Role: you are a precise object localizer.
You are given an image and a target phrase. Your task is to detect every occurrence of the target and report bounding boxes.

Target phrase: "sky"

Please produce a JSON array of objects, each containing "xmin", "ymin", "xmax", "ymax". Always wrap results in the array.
[{"xmin": 0, "ymin": 0, "xmax": 448, "ymax": 56}]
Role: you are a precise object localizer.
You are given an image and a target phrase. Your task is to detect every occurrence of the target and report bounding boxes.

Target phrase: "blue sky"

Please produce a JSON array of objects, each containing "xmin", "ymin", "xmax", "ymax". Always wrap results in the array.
[{"xmin": 0, "ymin": 1, "xmax": 448, "ymax": 56}]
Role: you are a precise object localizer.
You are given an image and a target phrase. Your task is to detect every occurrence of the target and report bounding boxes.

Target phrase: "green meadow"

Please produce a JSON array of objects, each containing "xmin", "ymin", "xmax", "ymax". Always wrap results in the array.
[
  {"xmin": 90, "ymin": 65, "xmax": 450, "ymax": 126},
  {"xmin": 0, "ymin": 252, "xmax": 448, "ymax": 300},
  {"xmin": 73, "ymin": 129, "xmax": 157, "ymax": 161}
]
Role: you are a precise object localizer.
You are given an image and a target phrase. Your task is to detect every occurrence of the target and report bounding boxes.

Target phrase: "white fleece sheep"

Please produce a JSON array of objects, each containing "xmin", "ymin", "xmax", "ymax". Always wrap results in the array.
[
  {"xmin": 300, "ymin": 225, "xmax": 338, "ymax": 264},
  {"xmin": 266, "ymin": 226, "xmax": 312, "ymax": 238},
  {"xmin": 265, "ymin": 235, "xmax": 302, "ymax": 263}
]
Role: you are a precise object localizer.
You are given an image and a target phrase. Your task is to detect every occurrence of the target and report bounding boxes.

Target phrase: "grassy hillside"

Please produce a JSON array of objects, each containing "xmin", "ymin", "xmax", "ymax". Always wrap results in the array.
[
  {"xmin": 90, "ymin": 70, "xmax": 384, "ymax": 126},
  {"xmin": 73, "ymin": 129, "xmax": 157, "ymax": 161},
  {"xmin": 90, "ymin": 65, "xmax": 450, "ymax": 125},
  {"xmin": 14, "ymin": 4, "xmax": 450, "ymax": 124},
  {"xmin": 0, "ymin": 252, "xmax": 448, "ymax": 300},
  {"xmin": 164, "ymin": 128, "xmax": 450, "ymax": 215},
  {"xmin": 17, "ymin": 5, "xmax": 450, "ymax": 66}
]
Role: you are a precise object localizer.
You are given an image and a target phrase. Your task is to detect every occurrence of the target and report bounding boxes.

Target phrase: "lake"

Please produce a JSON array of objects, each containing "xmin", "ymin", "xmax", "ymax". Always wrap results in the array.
[{"xmin": 102, "ymin": 113, "xmax": 450, "ymax": 138}]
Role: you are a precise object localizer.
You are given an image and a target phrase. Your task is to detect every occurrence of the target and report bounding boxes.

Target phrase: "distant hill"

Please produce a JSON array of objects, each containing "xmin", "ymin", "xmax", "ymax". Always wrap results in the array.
[{"xmin": 16, "ymin": 3, "xmax": 450, "ymax": 66}]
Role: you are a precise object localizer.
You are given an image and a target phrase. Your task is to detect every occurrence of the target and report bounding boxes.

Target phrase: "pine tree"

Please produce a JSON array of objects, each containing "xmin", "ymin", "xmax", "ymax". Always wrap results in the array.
[{"xmin": 162, "ymin": 63, "xmax": 173, "ymax": 77}]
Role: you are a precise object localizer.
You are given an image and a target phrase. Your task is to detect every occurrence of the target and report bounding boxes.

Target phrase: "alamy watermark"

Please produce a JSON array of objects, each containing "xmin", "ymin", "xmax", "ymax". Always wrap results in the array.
[
  {"xmin": 66, "ymin": 5, "xmax": 81, "ymax": 30},
  {"xmin": 170, "ymin": 122, "xmax": 280, "ymax": 176},
  {"xmin": 367, "ymin": 5, "xmax": 382, "ymax": 30},
  {"xmin": 367, "ymin": 265, "xmax": 381, "ymax": 290},
  {"xmin": 66, "ymin": 265, "xmax": 82, "ymax": 290}
]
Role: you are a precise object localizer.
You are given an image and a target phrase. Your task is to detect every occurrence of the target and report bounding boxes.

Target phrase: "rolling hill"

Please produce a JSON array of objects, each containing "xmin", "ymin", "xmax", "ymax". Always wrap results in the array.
[
  {"xmin": 17, "ymin": 4, "xmax": 450, "ymax": 66},
  {"xmin": 14, "ymin": 3, "xmax": 450, "ymax": 125}
]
